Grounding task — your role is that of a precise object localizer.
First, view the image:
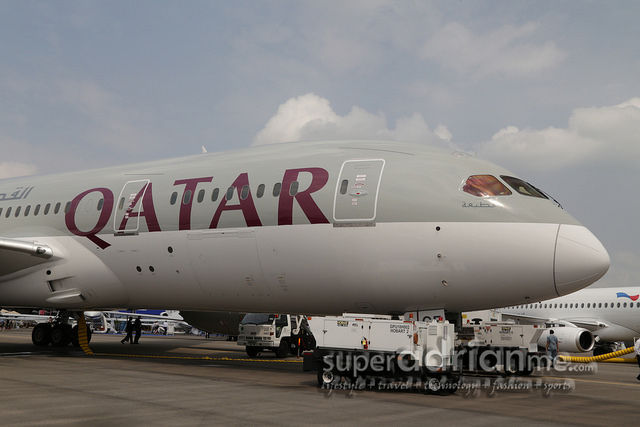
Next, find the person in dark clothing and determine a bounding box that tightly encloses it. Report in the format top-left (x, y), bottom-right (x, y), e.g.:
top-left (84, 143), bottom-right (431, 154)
top-left (121, 317), bottom-right (133, 344)
top-left (133, 316), bottom-right (142, 344)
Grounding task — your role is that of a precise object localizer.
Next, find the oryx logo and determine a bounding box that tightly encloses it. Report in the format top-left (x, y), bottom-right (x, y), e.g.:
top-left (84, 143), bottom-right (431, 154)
top-left (616, 292), bottom-right (639, 301)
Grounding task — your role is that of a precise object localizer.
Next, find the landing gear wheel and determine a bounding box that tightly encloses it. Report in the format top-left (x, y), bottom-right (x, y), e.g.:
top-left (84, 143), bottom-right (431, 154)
top-left (276, 340), bottom-right (289, 358)
top-left (246, 346), bottom-right (260, 357)
top-left (32, 323), bottom-right (52, 346)
top-left (50, 324), bottom-right (72, 347)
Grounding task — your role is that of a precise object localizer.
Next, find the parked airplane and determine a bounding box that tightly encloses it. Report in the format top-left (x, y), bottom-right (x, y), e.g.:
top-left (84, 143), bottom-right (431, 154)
top-left (0, 140), bottom-right (609, 347)
top-left (499, 286), bottom-right (640, 355)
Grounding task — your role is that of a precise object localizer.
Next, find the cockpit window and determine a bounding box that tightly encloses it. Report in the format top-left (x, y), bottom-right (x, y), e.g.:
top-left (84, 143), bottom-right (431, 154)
top-left (500, 176), bottom-right (548, 199)
top-left (462, 175), bottom-right (512, 197)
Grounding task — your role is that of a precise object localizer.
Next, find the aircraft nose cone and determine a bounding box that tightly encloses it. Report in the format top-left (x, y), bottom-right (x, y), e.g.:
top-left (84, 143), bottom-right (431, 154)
top-left (554, 224), bottom-right (610, 294)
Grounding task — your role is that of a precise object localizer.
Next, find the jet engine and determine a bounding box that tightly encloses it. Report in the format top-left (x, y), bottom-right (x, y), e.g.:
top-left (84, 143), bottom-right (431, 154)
top-left (537, 327), bottom-right (595, 353)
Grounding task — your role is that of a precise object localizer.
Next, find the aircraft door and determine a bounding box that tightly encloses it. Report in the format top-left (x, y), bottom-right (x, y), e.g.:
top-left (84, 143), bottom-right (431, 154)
top-left (114, 180), bottom-right (150, 235)
top-left (333, 159), bottom-right (385, 223)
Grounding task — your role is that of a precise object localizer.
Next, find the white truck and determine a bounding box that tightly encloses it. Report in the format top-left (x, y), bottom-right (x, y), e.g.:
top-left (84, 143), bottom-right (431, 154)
top-left (238, 313), bottom-right (311, 358)
top-left (306, 314), bottom-right (460, 395)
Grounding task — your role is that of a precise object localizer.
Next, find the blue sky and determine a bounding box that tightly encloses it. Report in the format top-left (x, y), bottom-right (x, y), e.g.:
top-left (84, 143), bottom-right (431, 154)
top-left (1, 1), bottom-right (639, 288)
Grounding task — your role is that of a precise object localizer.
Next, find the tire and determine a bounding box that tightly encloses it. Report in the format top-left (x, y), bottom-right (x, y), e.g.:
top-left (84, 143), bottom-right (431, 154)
top-left (318, 367), bottom-right (335, 387)
top-left (246, 346), bottom-right (260, 357)
top-left (32, 323), bottom-right (52, 346)
top-left (427, 377), bottom-right (442, 394)
top-left (50, 324), bottom-right (72, 347)
top-left (276, 340), bottom-right (289, 358)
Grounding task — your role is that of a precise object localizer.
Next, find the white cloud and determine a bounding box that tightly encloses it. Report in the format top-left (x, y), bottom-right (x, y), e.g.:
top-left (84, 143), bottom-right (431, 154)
top-left (252, 93), bottom-right (453, 148)
top-left (478, 98), bottom-right (640, 173)
top-left (57, 79), bottom-right (151, 154)
top-left (0, 162), bottom-right (37, 179)
top-left (421, 22), bottom-right (566, 78)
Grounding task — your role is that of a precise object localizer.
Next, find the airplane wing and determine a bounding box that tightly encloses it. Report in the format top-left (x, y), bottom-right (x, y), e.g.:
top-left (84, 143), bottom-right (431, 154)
top-left (0, 237), bottom-right (54, 277)
top-left (101, 311), bottom-right (187, 323)
top-left (501, 312), bottom-right (608, 331)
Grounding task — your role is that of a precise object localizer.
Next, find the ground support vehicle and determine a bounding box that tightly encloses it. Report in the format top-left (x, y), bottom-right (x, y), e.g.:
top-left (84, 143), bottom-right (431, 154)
top-left (238, 313), bottom-right (311, 357)
top-left (458, 322), bottom-right (547, 376)
top-left (306, 314), bottom-right (460, 395)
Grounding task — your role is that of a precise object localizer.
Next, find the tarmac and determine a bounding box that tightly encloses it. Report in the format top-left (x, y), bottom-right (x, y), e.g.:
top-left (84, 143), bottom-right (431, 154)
top-left (0, 327), bottom-right (638, 426)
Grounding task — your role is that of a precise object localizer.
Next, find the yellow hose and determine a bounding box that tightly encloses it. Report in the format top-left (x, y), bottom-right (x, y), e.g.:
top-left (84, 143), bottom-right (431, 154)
top-left (558, 346), bottom-right (635, 363)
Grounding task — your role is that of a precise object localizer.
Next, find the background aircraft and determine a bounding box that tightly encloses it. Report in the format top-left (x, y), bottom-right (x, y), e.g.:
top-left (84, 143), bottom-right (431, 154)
top-left (499, 286), bottom-right (640, 355)
top-left (0, 140), bottom-right (609, 346)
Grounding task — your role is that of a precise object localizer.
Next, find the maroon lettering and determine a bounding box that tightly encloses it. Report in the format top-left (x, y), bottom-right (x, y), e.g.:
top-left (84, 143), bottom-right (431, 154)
top-left (278, 168), bottom-right (329, 225)
top-left (210, 173), bottom-right (262, 228)
top-left (65, 188), bottom-right (114, 249)
top-left (117, 182), bottom-right (161, 233)
top-left (174, 177), bottom-right (213, 230)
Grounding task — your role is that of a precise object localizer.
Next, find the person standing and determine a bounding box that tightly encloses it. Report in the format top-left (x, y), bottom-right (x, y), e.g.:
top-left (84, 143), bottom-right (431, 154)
top-left (121, 317), bottom-right (133, 344)
top-left (133, 316), bottom-right (142, 344)
top-left (634, 338), bottom-right (640, 381)
top-left (546, 329), bottom-right (559, 367)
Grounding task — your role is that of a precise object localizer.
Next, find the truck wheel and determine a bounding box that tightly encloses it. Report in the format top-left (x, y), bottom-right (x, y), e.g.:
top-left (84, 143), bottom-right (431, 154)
top-left (426, 376), bottom-right (442, 394)
top-left (318, 368), bottom-right (335, 387)
top-left (276, 340), bottom-right (289, 358)
top-left (246, 346), bottom-right (260, 357)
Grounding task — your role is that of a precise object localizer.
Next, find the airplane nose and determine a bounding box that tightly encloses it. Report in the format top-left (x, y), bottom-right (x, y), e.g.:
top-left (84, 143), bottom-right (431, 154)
top-left (554, 224), bottom-right (610, 294)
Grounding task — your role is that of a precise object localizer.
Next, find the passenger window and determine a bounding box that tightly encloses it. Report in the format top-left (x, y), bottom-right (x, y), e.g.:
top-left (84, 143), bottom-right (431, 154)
top-left (0, 207), bottom-right (3, 216)
top-left (25, 205), bottom-right (31, 216)
top-left (211, 188), bottom-right (219, 202)
top-left (5, 207), bottom-right (11, 218)
top-left (225, 187), bottom-right (235, 201)
top-left (15, 206), bottom-right (21, 217)
top-left (462, 175), bottom-right (511, 197)
top-left (119, 197), bottom-right (125, 210)
top-left (183, 190), bottom-right (192, 205)
top-left (257, 184), bottom-right (265, 198)
top-left (289, 181), bottom-right (299, 196)
top-left (65, 202), bottom-right (71, 213)
top-left (44, 204), bottom-right (50, 215)
top-left (500, 176), bottom-right (548, 199)
top-left (97, 199), bottom-right (104, 211)
top-left (273, 183), bottom-right (281, 197)
top-left (240, 185), bottom-right (250, 200)
top-left (170, 192), bottom-right (178, 205)
top-left (54, 202), bottom-right (61, 214)
top-left (34, 204), bottom-right (40, 216)
top-left (197, 189), bottom-right (205, 203)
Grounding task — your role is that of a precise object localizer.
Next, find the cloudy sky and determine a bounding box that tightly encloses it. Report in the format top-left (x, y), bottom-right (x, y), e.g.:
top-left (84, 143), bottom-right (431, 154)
top-left (1, 1), bottom-right (639, 288)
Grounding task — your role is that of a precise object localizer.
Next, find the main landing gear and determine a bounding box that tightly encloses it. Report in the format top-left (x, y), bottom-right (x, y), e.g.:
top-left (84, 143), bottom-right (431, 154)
top-left (31, 311), bottom-right (92, 347)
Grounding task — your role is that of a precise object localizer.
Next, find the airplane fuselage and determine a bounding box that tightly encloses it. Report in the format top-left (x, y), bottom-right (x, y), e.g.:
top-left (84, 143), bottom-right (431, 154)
top-left (501, 287), bottom-right (640, 342)
top-left (0, 140), bottom-right (609, 315)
